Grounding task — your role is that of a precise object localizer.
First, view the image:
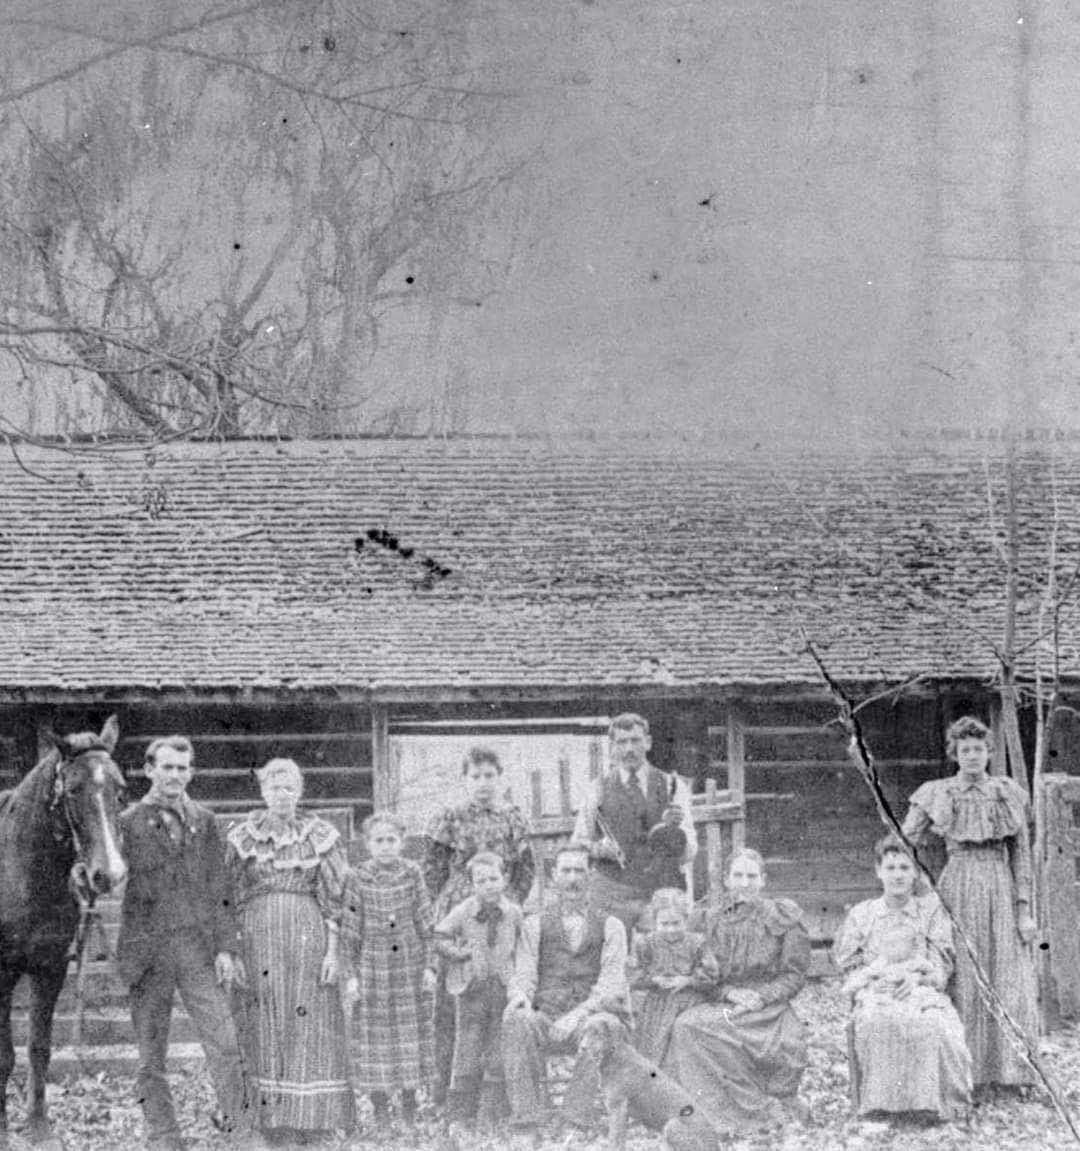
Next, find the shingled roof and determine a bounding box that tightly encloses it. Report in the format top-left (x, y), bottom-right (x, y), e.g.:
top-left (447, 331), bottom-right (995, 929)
top-left (2, 437), bottom-right (1078, 695)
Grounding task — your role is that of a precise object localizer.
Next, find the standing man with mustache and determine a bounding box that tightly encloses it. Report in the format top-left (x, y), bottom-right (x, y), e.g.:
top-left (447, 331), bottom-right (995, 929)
top-left (573, 713), bottom-right (697, 930)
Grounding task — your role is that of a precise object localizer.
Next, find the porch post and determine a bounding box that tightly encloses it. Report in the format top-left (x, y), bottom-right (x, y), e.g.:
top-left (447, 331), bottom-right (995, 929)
top-left (727, 709), bottom-right (746, 855)
top-left (371, 703), bottom-right (398, 812)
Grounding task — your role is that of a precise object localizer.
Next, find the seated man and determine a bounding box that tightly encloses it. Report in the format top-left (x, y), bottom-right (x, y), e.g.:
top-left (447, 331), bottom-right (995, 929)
top-left (501, 843), bottom-right (630, 1146)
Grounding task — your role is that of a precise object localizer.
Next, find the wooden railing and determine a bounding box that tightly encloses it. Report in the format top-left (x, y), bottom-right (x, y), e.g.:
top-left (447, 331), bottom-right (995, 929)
top-left (525, 766), bottom-right (744, 907)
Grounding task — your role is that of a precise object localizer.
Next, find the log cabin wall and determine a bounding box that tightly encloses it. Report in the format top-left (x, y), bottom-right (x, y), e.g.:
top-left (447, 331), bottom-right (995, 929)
top-left (1, 702), bottom-right (375, 838)
top-left (0, 684), bottom-right (1063, 945)
top-left (703, 691), bottom-right (1002, 942)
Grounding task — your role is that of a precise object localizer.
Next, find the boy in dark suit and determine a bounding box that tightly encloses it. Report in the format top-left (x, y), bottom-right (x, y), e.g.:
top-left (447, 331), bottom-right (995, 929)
top-left (117, 735), bottom-right (253, 1150)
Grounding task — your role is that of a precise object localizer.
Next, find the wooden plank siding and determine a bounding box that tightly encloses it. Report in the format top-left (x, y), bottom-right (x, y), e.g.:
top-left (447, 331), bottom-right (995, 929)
top-left (706, 695), bottom-right (950, 943)
top-left (23, 703), bottom-right (375, 827)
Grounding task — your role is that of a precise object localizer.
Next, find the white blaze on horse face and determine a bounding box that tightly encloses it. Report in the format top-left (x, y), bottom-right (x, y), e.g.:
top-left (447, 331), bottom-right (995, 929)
top-left (91, 761), bottom-right (127, 886)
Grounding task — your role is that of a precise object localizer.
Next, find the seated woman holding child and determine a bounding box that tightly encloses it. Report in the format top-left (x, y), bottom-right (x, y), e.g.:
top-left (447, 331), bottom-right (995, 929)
top-left (832, 834), bottom-right (972, 1122)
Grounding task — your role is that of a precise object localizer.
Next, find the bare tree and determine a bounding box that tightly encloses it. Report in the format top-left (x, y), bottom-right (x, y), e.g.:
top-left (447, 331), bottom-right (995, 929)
top-left (0, 0), bottom-right (529, 439)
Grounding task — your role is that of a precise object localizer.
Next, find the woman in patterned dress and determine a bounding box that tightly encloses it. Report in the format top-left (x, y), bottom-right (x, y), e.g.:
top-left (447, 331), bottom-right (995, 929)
top-left (666, 849), bottom-right (810, 1136)
top-left (227, 758), bottom-right (355, 1144)
top-left (423, 747), bottom-right (535, 1103)
top-left (342, 813), bottom-right (437, 1123)
top-left (833, 834), bottom-right (972, 1121)
top-left (901, 715), bottom-right (1038, 1092)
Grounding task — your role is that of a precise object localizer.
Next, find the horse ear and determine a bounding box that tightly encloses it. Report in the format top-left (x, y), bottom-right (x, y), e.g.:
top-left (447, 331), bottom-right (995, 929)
top-left (99, 714), bottom-right (120, 754)
top-left (44, 729), bottom-right (69, 757)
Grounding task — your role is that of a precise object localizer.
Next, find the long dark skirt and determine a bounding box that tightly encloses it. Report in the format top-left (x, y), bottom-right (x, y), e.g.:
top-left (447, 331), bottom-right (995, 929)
top-left (666, 1000), bottom-right (807, 1134)
top-left (634, 986), bottom-right (707, 1065)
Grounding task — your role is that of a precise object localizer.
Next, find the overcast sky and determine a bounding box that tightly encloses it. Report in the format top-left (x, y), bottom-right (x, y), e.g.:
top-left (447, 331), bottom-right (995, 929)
top-left (4, 0), bottom-right (1079, 444)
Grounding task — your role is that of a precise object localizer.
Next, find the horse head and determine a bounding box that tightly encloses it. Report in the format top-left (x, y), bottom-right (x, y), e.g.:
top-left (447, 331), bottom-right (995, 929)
top-left (47, 715), bottom-right (128, 898)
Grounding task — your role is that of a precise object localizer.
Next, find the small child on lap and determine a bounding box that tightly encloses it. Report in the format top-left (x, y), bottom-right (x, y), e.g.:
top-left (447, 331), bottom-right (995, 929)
top-left (845, 921), bottom-right (942, 1012)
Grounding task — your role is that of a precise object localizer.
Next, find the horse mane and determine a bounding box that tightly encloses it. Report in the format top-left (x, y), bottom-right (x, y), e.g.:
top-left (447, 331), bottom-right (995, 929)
top-left (0, 748), bottom-right (62, 831)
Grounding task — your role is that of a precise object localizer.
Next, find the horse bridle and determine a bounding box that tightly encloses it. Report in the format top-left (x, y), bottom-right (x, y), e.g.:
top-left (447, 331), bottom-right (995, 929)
top-left (49, 745), bottom-right (125, 908)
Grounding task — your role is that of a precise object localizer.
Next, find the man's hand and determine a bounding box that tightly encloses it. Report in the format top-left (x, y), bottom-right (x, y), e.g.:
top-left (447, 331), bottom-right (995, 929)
top-left (653, 974), bottom-right (691, 992)
top-left (1017, 912), bottom-right (1037, 945)
top-left (891, 971), bottom-right (918, 1001)
top-left (342, 976), bottom-right (360, 1016)
top-left (550, 1008), bottom-right (583, 1043)
top-left (504, 994), bottom-right (531, 1018)
top-left (660, 804), bottom-right (684, 826)
top-left (320, 950), bottom-right (339, 986)
top-left (726, 987), bottom-right (764, 1014)
top-left (589, 838), bottom-right (623, 863)
top-left (214, 952), bottom-right (241, 988)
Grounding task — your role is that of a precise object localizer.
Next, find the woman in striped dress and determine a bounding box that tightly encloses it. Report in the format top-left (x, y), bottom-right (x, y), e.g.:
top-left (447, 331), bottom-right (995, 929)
top-left (227, 758), bottom-right (355, 1143)
top-left (342, 813), bottom-right (437, 1123)
top-left (902, 716), bottom-right (1038, 1092)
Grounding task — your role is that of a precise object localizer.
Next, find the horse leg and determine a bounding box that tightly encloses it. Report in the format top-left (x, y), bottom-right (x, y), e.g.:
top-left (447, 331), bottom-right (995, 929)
top-left (0, 968), bottom-right (18, 1141)
top-left (25, 964), bottom-right (65, 1142)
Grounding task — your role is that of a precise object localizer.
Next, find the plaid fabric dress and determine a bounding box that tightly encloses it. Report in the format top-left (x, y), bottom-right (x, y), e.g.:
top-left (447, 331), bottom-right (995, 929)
top-left (342, 858), bottom-right (436, 1092)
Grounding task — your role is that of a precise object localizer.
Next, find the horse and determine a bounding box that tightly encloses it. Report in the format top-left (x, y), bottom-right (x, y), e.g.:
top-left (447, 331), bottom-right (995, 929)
top-left (0, 715), bottom-right (127, 1142)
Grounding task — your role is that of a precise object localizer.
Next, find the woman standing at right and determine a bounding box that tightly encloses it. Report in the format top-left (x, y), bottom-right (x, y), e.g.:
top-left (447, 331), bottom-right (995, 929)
top-left (902, 715), bottom-right (1038, 1092)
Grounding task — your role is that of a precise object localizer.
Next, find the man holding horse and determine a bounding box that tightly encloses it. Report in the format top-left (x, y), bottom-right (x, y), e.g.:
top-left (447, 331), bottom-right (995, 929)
top-left (117, 735), bottom-right (254, 1150)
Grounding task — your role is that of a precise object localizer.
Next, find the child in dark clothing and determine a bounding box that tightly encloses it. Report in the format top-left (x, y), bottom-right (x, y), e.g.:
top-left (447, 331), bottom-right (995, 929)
top-left (432, 851), bottom-right (523, 1129)
top-left (629, 888), bottom-right (717, 1064)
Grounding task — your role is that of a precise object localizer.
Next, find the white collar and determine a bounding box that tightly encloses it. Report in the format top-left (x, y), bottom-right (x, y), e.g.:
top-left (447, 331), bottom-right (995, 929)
top-left (615, 763), bottom-right (649, 793)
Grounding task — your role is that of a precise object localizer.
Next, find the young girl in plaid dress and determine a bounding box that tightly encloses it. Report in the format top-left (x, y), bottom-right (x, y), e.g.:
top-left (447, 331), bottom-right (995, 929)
top-left (342, 814), bottom-right (436, 1123)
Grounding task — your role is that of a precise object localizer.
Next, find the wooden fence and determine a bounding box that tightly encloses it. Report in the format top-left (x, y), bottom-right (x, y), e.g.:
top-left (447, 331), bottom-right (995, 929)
top-left (526, 762), bottom-right (745, 907)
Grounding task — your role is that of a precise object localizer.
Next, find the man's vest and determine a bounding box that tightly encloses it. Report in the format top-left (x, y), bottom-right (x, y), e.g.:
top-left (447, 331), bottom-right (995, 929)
top-left (534, 905), bottom-right (608, 1017)
top-left (595, 767), bottom-right (672, 892)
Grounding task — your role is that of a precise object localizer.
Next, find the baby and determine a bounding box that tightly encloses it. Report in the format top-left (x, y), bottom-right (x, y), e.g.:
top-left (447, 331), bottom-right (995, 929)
top-left (847, 921), bottom-right (942, 1011)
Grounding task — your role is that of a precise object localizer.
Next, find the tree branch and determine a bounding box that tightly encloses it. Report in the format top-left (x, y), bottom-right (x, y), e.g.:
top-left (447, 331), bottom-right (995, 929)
top-left (0, 1), bottom-right (282, 106)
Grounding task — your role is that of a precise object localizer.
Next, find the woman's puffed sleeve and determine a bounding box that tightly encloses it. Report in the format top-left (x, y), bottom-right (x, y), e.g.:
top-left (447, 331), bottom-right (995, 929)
top-left (832, 902), bottom-right (869, 973)
top-left (752, 900), bottom-right (810, 1005)
top-left (922, 897), bottom-right (954, 990)
top-left (1002, 781), bottom-right (1033, 908)
top-left (833, 902), bottom-right (873, 998)
top-left (315, 836), bottom-right (349, 924)
top-left (412, 863), bottom-right (436, 971)
top-left (339, 872), bottom-right (363, 981)
top-left (901, 787), bottom-right (934, 845)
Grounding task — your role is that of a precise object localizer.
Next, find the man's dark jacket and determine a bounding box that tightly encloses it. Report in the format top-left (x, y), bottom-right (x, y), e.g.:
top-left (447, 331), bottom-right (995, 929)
top-left (116, 799), bottom-right (240, 986)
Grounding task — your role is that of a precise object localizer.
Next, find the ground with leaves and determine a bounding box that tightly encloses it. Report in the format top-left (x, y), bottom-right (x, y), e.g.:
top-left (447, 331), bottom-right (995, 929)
top-left (9, 980), bottom-right (1080, 1150)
